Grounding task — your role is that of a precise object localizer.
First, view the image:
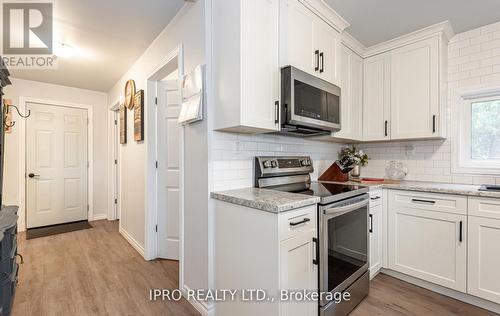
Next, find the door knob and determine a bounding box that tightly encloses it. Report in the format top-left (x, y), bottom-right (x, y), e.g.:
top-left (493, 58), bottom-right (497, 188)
top-left (28, 173), bottom-right (40, 178)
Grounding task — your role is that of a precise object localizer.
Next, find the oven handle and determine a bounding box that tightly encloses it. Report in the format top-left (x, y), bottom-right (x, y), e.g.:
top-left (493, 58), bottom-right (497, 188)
top-left (323, 199), bottom-right (369, 217)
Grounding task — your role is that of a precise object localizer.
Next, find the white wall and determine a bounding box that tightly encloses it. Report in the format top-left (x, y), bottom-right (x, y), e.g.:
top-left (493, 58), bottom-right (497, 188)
top-left (2, 78), bottom-right (108, 229)
top-left (106, 0), bottom-right (208, 295)
top-left (360, 21), bottom-right (500, 185)
top-left (212, 131), bottom-right (344, 191)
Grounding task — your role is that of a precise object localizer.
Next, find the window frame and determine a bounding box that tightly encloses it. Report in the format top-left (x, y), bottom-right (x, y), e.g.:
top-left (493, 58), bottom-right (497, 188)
top-left (452, 86), bottom-right (500, 175)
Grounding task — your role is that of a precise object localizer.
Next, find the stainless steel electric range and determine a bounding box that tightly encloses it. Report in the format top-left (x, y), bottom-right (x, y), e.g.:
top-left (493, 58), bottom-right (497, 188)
top-left (255, 156), bottom-right (370, 316)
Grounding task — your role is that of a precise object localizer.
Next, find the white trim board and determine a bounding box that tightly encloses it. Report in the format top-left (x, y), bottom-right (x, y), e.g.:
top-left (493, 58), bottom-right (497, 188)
top-left (91, 214), bottom-right (108, 221)
top-left (182, 285), bottom-right (214, 316)
top-left (119, 226), bottom-right (145, 257)
top-left (17, 97), bottom-right (94, 232)
top-left (107, 98), bottom-right (121, 221)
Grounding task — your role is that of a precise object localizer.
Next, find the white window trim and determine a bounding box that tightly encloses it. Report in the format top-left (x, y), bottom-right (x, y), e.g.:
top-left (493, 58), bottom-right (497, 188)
top-left (452, 85), bottom-right (500, 175)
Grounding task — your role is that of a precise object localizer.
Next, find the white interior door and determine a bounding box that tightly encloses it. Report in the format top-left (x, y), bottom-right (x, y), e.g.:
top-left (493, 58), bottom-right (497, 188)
top-left (157, 79), bottom-right (181, 260)
top-left (26, 102), bottom-right (88, 228)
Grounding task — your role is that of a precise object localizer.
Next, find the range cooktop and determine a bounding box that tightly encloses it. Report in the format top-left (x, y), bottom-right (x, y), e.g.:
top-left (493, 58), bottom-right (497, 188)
top-left (269, 181), bottom-right (369, 205)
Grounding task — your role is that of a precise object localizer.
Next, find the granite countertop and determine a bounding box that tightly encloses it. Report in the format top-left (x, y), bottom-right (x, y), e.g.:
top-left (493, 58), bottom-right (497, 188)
top-left (211, 188), bottom-right (320, 213)
top-left (332, 180), bottom-right (500, 198)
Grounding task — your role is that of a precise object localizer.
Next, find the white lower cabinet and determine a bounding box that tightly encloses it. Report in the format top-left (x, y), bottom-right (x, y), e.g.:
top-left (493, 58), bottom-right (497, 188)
top-left (468, 216), bottom-right (500, 304)
top-left (369, 204), bottom-right (383, 278)
top-left (388, 191), bottom-right (467, 292)
top-left (280, 229), bottom-right (318, 316)
top-left (214, 201), bottom-right (318, 316)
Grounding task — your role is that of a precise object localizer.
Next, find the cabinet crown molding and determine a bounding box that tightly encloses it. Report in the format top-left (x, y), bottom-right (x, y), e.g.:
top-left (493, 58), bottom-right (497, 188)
top-left (364, 20), bottom-right (455, 58)
top-left (300, 0), bottom-right (350, 32)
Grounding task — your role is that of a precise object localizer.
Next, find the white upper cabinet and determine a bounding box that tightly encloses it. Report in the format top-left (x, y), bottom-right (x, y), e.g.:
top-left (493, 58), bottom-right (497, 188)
top-left (281, 0), bottom-right (345, 86)
top-left (363, 52), bottom-right (391, 141)
top-left (362, 34), bottom-right (448, 141)
top-left (313, 19), bottom-right (341, 85)
top-left (213, 0), bottom-right (280, 133)
top-left (390, 36), bottom-right (440, 139)
top-left (334, 44), bottom-right (363, 140)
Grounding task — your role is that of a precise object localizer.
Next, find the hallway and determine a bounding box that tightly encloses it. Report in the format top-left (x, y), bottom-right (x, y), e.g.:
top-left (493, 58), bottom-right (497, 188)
top-left (11, 221), bottom-right (199, 316)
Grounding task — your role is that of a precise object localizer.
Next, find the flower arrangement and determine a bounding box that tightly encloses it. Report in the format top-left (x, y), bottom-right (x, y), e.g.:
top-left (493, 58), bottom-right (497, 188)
top-left (339, 145), bottom-right (369, 166)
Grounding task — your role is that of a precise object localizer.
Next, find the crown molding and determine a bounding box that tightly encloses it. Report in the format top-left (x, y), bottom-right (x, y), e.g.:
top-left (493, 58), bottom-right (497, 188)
top-left (364, 20), bottom-right (455, 57)
top-left (300, 0), bottom-right (350, 32)
top-left (341, 31), bottom-right (367, 57)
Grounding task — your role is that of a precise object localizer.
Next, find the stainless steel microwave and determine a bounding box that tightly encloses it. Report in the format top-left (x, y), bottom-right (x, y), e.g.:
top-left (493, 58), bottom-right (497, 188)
top-left (280, 66), bottom-right (341, 136)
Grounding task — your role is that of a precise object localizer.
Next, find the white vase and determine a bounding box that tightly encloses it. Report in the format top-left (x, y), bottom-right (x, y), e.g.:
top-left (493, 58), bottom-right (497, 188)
top-left (351, 165), bottom-right (361, 178)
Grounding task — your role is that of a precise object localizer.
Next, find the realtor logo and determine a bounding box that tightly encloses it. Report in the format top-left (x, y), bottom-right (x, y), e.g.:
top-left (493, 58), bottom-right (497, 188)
top-left (2, 2), bottom-right (53, 54)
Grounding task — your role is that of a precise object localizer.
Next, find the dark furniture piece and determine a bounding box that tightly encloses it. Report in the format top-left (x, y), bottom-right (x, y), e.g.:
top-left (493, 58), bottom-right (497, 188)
top-left (0, 206), bottom-right (18, 316)
top-left (0, 58), bottom-right (16, 316)
top-left (0, 58), bottom-right (11, 207)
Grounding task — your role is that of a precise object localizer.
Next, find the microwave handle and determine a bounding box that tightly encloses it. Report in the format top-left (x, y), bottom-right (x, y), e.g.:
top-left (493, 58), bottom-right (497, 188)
top-left (274, 101), bottom-right (279, 124)
top-left (315, 50), bottom-right (320, 71)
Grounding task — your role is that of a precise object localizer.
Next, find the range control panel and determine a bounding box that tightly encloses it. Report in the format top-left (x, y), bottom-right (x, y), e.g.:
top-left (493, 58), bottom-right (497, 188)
top-left (255, 156), bottom-right (313, 177)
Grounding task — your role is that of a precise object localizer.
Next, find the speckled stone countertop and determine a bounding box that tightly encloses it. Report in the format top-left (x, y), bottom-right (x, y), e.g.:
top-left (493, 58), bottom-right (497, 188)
top-left (328, 180), bottom-right (500, 198)
top-left (211, 188), bottom-right (320, 213)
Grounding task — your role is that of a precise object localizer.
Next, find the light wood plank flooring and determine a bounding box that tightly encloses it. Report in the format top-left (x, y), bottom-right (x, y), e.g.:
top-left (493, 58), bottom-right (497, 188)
top-left (12, 220), bottom-right (199, 316)
top-left (352, 274), bottom-right (497, 316)
top-left (12, 220), bottom-right (497, 316)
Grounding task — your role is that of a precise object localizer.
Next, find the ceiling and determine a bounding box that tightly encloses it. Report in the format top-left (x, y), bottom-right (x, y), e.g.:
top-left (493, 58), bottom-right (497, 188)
top-left (325, 0), bottom-right (500, 47)
top-left (10, 0), bottom-right (185, 92)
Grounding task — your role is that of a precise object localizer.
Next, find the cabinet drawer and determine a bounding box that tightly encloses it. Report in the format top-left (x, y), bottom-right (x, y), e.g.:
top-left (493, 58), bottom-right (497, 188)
top-left (279, 205), bottom-right (316, 241)
top-left (369, 190), bottom-right (383, 207)
top-left (469, 197), bottom-right (500, 220)
top-left (389, 190), bottom-right (467, 215)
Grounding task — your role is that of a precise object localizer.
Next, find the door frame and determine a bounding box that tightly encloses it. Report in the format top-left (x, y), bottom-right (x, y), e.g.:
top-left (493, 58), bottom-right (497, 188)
top-left (18, 97), bottom-right (93, 231)
top-left (108, 99), bottom-right (121, 221)
top-left (144, 44), bottom-right (185, 283)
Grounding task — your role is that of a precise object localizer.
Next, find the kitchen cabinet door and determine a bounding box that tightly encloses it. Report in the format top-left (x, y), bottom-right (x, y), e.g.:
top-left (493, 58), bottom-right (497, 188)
top-left (283, 0), bottom-right (316, 76)
top-left (213, 0), bottom-right (280, 133)
top-left (468, 216), bottom-right (500, 304)
top-left (388, 203), bottom-right (466, 292)
top-left (390, 36), bottom-right (440, 139)
top-left (280, 229), bottom-right (318, 316)
top-left (313, 18), bottom-right (341, 86)
top-left (363, 52), bottom-right (391, 141)
top-left (335, 44), bottom-right (363, 140)
top-left (369, 204), bottom-right (383, 278)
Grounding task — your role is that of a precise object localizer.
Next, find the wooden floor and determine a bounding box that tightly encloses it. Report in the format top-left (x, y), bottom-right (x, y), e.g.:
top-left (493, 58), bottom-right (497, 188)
top-left (12, 220), bottom-right (497, 316)
top-left (12, 220), bottom-right (199, 316)
top-left (352, 274), bottom-right (497, 316)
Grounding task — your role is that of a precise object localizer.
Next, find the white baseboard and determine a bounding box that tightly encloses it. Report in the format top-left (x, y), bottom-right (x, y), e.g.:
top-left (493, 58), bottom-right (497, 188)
top-left (181, 284), bottom-right (214, 316)
top-left (381, 269), bottom-right (500, 314)
top-left (119, 226), bottom-right (145, 258)
top-left (91, 213), bottom-right (108, 221)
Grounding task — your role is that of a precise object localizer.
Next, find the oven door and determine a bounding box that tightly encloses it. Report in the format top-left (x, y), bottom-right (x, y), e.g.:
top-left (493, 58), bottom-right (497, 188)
top-left (282, 66), bottom-right (341, 132)
top-left (319, 194), bottom-right (369, 308)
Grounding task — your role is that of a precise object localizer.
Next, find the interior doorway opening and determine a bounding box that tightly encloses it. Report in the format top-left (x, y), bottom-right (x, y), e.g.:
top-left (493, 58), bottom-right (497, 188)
top-left (145, 44), bottom-right (185, 289)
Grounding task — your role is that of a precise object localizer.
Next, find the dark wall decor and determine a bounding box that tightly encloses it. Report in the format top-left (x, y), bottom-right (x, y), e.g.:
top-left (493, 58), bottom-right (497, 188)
top-left (133, 89), bottom-right (144, 141)
top-left (119, 103), bottom-right (127, 144)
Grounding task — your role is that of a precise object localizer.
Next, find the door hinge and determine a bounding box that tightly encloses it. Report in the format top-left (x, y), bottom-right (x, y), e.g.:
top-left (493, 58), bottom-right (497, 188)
top-left (114, 198), bottom-right (117, 204)
top-left (87, 161), bottom-right (90, 168)
top-left (114, 159), bottom-right (118, 165)
top-left (155, 97), bottom-right (158, 105)
top-left (155, 161), bottom-right (158, 169)
top-left (87, 204), bottom-right (89, 212)
top-left (114, 119), bottom-right (117, 125)
top-left (155, 225), bottom-right (158, 232)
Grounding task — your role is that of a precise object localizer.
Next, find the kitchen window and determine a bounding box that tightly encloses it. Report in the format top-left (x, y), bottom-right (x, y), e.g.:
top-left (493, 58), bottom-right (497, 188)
top-left (453, 89), bottom-right (500, 175)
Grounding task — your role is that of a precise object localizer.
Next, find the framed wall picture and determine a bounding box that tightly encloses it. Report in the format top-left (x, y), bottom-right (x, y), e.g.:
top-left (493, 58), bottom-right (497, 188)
top-left (124, 79), bottom-right (136, 110)
top-left (119, 103), bottom-right (127, 144)
top-left (134, 89), bottom-right (144, 141)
